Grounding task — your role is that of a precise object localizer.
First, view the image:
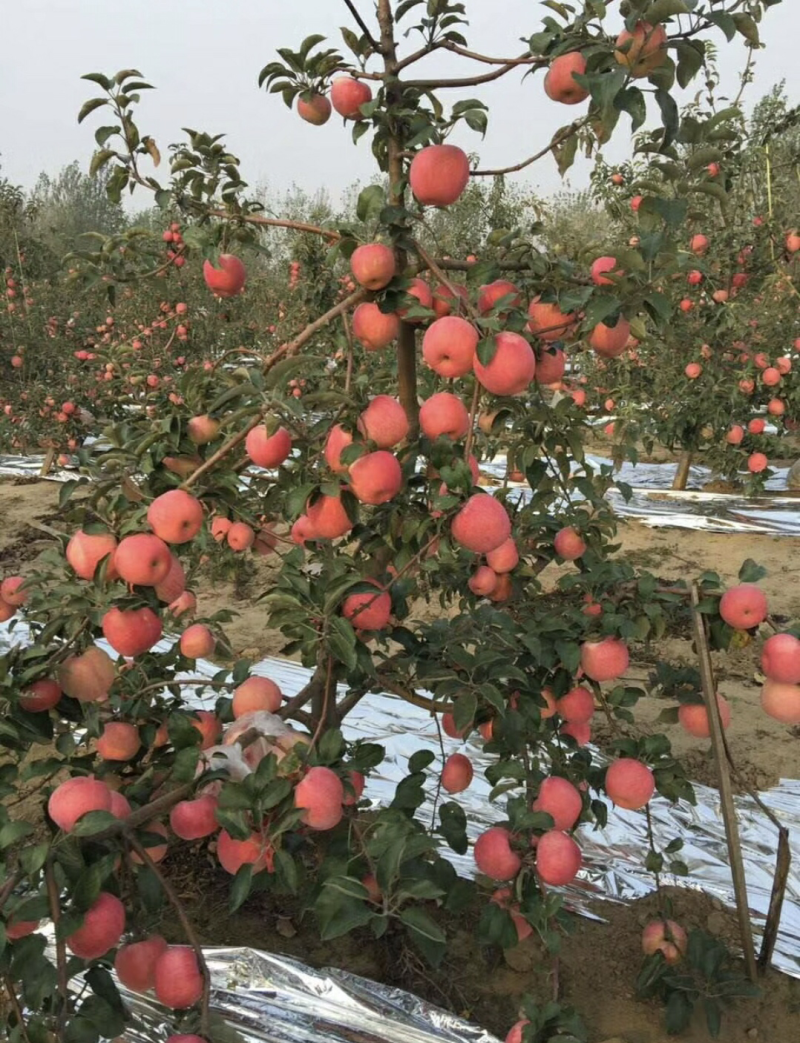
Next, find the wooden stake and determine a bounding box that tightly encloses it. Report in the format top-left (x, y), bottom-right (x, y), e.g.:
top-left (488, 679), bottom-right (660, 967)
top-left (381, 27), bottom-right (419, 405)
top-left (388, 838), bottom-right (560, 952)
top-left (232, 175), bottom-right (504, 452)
top-left (690, 583), bottom-right (758, 981)
top-left (40, 447), bottom-right (55, 477)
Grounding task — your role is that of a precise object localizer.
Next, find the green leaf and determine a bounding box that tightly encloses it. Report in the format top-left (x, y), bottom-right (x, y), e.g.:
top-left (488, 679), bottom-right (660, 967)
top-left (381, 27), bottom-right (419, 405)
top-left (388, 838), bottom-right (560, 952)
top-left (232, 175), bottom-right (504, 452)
top-left (645, 0), bottom-right (689, 21)
top-left (78, 98), bottom-right (108, 124)
top-left (399, 906), bottom-right (446, 944)
top-left (81, 72), bottom-right (112, 89)
top-left (738, 559), bottom-right (767, 583)
top-left (70, 811), bottom-right (119, 837)
top-left (707, 11), bottom-right (736, 41)
top-left (0, 821), bottom-right (34, 849)
top-left (229, 864), bottom-right (253, 912)
top-left (356, 184), bottom-right (387, 224)
top-left (732, 13), bottom-right (759, 46)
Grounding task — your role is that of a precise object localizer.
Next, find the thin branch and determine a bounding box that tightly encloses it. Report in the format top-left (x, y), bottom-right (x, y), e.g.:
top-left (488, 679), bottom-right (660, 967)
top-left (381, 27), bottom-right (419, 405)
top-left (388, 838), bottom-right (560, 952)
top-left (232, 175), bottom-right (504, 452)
top-left (0, 870), bottom-right (24, 913)
top-left (471, 119), bottom-right (588, 177)
top-left (376, 674), bottom-right (453, 714)
top-left (263, 287), bottom-right (368, 376)
top-left (206, 208), bottom-right (341, 241)
top-left (181, 413), bottom-right (264, 490)
top-left (278, 666), bottom-right (325, 721)
top-left (3, 976), bottom-right (31, 1043)
top-left (127, 835), bottom-right (211, 1037)
top-left (404, 53), bottom-right (543, 90)
top-left (343, 0), bottom-right (380, 51)
top-left (45, 860), bottom-right (68, 1038)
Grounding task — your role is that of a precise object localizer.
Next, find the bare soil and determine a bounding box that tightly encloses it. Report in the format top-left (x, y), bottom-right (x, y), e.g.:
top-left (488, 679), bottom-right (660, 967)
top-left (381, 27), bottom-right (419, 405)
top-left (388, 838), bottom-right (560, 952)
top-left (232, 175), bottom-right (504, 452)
top-left (2, 475), bottom-right (799, 1042)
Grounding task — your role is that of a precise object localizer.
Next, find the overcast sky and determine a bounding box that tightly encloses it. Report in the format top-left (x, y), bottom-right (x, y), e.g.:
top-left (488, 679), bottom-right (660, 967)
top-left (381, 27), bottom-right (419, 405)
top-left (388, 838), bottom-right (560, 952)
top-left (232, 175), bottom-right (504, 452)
top-left (1, 2), bottom-right (798, 207)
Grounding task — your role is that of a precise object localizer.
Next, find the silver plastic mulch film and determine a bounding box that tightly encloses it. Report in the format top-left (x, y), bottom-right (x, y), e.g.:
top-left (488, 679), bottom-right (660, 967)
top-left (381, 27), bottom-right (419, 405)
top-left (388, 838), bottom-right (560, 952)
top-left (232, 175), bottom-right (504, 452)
top-left (99, 947), bottom-right (502, 1042)
top-left (4, 450), bottom-right (800, 535)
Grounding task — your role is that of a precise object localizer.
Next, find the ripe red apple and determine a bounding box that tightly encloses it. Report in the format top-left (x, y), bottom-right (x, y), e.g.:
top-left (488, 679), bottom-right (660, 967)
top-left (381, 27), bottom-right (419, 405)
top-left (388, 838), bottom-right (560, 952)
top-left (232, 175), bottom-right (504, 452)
top-left (357, 395), bottom-right (410, 448)
top-left (97, 722), bottom-right (141, 761)
top-left (678, 695), bottom-right (731, 738)
top-left (245, 425), bottom-right (292, 468)
top-left (685, 362), bottom-right (702, 379)
top-left (147, 489), bottom-right (204, 544)
top-left (473, 332), bottom-right (536, 396)
top-left (66, 530), bottom-right (118, 581)
top-left (102, 606), bottom-right (163, 657)
top-left (532, 776), bottom-right (582, 831)
top-left (544, 51), bottom-right (589, 104)
top-left (486, 537), bottom-right (519, 574)
top-left (477, 279), bottom-right (521, 316)
top-left (232, 675), bottom-right (282, 716)
top-left (451, 494), bottom-right (511, 553)
top-left (66, 892), bottom-right (125, 960)
top-left (761, 633), bottom-right (800, 684)
top-left (535, 346), bottom-right (566, 384)
top-left (422, 316), bottom-right (478, 378)
top-left (114, 934), bottom-right (168, 991)
top-left (297, 92), bottom-right (331, 125)
top-left (295, 766), bottom-right (345, 830)
top-left (419, 391), bottom-right (470, 440)
top-left (761, 681), bottom-right (800, 724)
top-left (409, 144), bottom-right (470, 207)
top-left (642, 920), bottom-right (687, 964)
top-left (536, 829), bottom-right (582, 885)
top-left (719, 584), bottom-right (768, 629)
top-left (441, 752), bottom-right (474, 794)
top-left (556, 686), bottom-right (594, 724)
top-left (350, 243), bottom-right (396, 290)
top-left (170, 795), bottom-right (219, 840)
top-left (216, 829), bottom-right (274, 874)
top-left (330, 76), bottom-right (372, 119)
top-left (614, 21), bottom-right (667, 77)
top-left (349, 450), bottom-right (403, 505)
top-left (605, 758), bottom-right (654, 810)
top-left (187, 414), bottom-right (220, 445)
top-left (527, 297), bottom-right (575, 341)
top-left (468, 565), bottom-right (498, 596)
top-left (19, 677), bottom-right (61, 712)
top-left (58, 646), bottom-right (116, 703)
top-left (352, 302), bottom-right (400, 351)
top-left (554, 527), bottom-right (586, 560)
top-left (153, 946), bottom-right (204, 1008)
top-left (726, 425), bottom-right (744, 445)
top-left (324, 424), bottom-right (355, 472)
top-left (590, 317), bottom-right (631, 358)
top-left (343, 579), bottom-right (391, 630)
top-left (306, 493), bottom-right (353, 539)
top-left (114, 533), bottom-right (171, 586)
top-left (227, 521), bottom-right (255, 551)
top-left (690, 234), bottom-right (709, 256)
top-left (591, 255), bottom-right (621, 286)
top-left (179, 623), bottom-right (215, 659)
top-left (202, 254), bottom-right (246, 298)
top-left (473, 827), bottom-right (521, 880)
top-left (580, 637), bottom-right (629, 682)
top-left (48, 776), bottom-right (112, 832)
top-left (748, 452), bottom-right (768, 474)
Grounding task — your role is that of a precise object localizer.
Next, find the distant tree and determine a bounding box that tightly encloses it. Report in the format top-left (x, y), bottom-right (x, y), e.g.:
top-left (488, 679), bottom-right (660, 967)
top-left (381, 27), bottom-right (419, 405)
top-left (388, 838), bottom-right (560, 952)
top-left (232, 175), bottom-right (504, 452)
top-left (29, 160), bottom-right (127, 256)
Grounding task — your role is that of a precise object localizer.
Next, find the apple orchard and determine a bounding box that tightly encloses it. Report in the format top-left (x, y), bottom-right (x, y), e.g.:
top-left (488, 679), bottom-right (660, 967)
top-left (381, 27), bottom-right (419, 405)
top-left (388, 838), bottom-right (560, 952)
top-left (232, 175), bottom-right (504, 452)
top-left (1, 3), bottom-right (799, 1042)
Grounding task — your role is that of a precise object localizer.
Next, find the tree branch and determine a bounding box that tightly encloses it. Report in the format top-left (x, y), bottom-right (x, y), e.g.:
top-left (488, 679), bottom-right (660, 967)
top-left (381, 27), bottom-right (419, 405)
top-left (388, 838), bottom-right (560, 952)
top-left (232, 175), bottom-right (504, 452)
top-left (181, 413), bottom-right (264, 490)
top-left (264, 287), bottom-right (368, 375)
top-left (127, 835), bottom-right (211, 1037)
top-left (404, 52), bottom-right (543, 90)
top-left (206, 208), bottom-right (340, 241)
top-left (45, 860), bottom-right (68, 1039)
top-left (471, 119), bottom-right (588, 177)
top-left (343, 0), bottom-right (380, 52)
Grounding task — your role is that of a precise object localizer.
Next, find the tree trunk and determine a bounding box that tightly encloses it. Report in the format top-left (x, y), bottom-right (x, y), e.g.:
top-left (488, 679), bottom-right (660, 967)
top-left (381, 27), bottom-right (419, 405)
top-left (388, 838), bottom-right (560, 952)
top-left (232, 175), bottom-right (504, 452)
top-left (377, 0), bottom-right (419, 438)
top-left (672, 451), bottom-right (693, 491)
